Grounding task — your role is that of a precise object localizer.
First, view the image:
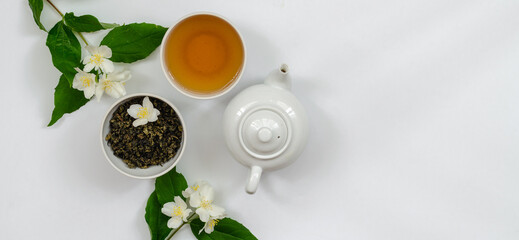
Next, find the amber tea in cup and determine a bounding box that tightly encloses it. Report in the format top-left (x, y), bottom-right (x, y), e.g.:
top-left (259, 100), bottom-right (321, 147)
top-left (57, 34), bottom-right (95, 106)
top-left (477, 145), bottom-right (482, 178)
top-left (161, 13), bottom-right (246, 99)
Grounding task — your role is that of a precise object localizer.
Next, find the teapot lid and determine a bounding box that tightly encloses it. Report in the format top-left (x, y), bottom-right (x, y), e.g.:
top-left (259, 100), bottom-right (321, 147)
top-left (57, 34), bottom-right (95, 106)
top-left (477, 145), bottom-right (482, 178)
top-left (239, 107), bottom-right (291, 159)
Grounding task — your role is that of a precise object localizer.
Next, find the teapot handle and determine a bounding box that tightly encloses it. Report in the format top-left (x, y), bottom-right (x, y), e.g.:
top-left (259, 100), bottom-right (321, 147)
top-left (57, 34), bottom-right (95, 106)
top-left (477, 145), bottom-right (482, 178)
top-left (245, 166), bottom-right (263, 194)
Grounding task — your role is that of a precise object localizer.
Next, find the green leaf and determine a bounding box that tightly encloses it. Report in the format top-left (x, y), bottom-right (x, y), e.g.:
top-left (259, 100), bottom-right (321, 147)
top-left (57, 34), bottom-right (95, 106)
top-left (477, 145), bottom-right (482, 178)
top-left (145, 191), bottom-right (173, 240)
top-left (100, 22), bottom-right (120, 29)
top-left (46, 21), bottom-right (82, 85)
top-left (28, 0), bottom-right (46, 31)
top-left (48, 75), bottom-right (90, 126)
top-left (64, 12), bottom-right (119, 32)
top-left (155, 167), bottom-right (188, 205)
top-left (190, 218), bottom-right (258, 240)
top-left (100, 23), bottom-right (168, 63)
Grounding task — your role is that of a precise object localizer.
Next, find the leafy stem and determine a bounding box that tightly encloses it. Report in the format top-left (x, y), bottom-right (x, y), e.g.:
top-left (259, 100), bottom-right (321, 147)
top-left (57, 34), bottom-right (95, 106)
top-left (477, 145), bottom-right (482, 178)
top-left (45, 0), bottom-right (89, 45)
top-left (45, 0), bottom-right (62, 16)
top-left (165, 213), bottom-right (199, 240)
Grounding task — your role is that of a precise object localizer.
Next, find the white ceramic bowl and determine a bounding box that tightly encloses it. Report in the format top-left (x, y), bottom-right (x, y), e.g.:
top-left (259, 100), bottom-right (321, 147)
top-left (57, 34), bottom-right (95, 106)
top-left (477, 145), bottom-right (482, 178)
top-left (160, 12), bottom-right (247, 99)
top-left (100, 93), bottom-right (186, 179)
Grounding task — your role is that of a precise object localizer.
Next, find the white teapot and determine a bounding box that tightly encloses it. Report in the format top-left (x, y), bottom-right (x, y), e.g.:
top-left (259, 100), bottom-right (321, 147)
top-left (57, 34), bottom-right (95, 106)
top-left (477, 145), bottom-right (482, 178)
top-left (223, 64), bottom-right (309, 194)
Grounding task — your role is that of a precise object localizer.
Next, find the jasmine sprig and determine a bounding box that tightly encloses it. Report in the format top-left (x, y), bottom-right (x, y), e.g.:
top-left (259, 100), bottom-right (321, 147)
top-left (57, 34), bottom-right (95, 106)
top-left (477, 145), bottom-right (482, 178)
top-left (28, 0), bottom-right (167, 126)
top-left (146, 168), bottom-right (257, 240)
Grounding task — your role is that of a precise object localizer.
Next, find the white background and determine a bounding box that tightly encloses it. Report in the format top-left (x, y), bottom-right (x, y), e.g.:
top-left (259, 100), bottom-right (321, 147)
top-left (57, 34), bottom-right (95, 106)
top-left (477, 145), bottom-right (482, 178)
top-left (1, 0), bottom-right (519, 239)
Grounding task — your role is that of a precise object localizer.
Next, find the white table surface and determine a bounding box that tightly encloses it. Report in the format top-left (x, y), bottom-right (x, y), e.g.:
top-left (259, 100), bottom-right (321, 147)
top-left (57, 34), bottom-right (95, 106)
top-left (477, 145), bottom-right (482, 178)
top-left (2, 0), bottom-right (519, 239)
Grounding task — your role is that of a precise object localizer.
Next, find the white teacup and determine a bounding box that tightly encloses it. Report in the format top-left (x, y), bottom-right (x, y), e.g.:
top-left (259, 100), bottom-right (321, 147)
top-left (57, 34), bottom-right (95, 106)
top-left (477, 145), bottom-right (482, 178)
top-left (160, 12), bottom-right (247, 99)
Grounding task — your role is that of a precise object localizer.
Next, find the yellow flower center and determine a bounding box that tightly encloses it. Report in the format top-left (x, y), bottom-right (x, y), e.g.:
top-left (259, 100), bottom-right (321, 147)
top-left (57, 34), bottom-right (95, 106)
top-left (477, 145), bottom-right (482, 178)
top-left (102, 80), bottom-right (113, 90)
top-left (192, 185), bottom-right (199, 191)
top-left (200, 199), bottom-right (212, 209)
top-left (172, 206), bottom-right (183, 217)
top-left (91, 54), bottom-right (104, 65)
top-left (137, 107), bottom-right (149, 119)
top-left (80, 76), bottom-right (91, 87)
top-left (208, 219), bottom-right (219, 228)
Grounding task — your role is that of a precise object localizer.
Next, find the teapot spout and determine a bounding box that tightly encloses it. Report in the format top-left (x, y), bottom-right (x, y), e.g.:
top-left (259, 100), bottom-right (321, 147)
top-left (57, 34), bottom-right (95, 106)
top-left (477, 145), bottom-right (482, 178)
top-left (264, 64), bottom-right (291, 90)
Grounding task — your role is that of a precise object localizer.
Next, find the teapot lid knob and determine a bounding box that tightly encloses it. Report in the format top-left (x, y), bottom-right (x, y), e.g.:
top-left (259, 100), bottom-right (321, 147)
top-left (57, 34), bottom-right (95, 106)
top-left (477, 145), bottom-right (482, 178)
top-left (257, 128), bottom-right (273, 142)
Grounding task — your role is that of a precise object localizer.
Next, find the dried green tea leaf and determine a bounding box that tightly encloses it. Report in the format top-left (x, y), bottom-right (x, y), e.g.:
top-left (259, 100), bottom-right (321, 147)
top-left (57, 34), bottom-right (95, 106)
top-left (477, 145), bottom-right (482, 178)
top-left (46, 21), bottom-right (81, 85)
top-left (28, 0), bottom-right (46, 31)
top-left (64, 12), bottom-right (119, 32)
top-left (100, 23), bottom-right (167, 63)
top-left (48, 75), bottom-right (90, 126)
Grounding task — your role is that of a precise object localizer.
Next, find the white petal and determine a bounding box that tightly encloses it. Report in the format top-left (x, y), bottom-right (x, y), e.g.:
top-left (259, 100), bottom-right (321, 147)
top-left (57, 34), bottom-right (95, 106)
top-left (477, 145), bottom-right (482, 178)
top-left (95, 84), bottom-right (104, 102)
top-left (111, 71), bottom-right (131, 82)
top-left (105, 82), bottom-right (125, 99)
top-left (85, 45), bottom-right (97, 54)
top-left (182, 189), bottom-right (192, 198)
top-left (163, 202), bottom-right (176, 208)
top-left (117, 83), bottom-right (127, 96)
top-left (185, 181), bottom-right (208, 198)
top-left (204, 224), bottom-right (215, 234)
top-left (199, 185), bottom-right (215, 202)
top-left (98, 45), bottom-right (112, 58)
top-left (208, 204), bottom-right (225, 218)
top-left (101, 59), bottom-right (114, 73)
top-left (174, 196), bottom-right (187, 209)
top-left (74, 67), bottom-right (82, 73)
top-left (167, 217), bottom-right (182, 229)
top-left (161, 203), bottom-right (174, 216)
top-left (148, 110), bottom-right (159, 122)
top-left (196, 208), bottom-right (210, 222)
top-left (127, 104), bottom-right (142, 119)
top-left (72, 75), bottom-right (82, 90)
top-left (82, 55), bottom-right (91, 65)
top-left (196, 181), bottom-right (210, 189)
top-left (133, 118), bottom-right (148, 127)
top-left (105, 86), bottom-right (120, 98)
top-left (83, 63), bottom-right (95, 72)
top-left (189, 192), bottom-right (201, 208)
top-left (142, 97), bottom-right (153, 109)
top-left (87, 73), bottom-right (96, 79)
top-left (182, 209), bottom-right (192, 221)
top-left (84, 86), bottom-right (95, 99)
top-left (123, 71), bottom-right (132, 81)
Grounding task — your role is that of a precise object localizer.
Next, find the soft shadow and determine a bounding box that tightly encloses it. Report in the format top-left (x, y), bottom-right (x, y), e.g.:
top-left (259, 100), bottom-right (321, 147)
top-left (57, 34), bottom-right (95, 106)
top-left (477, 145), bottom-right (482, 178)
top-left (262, 75), bottom-right (343, 198)
top-left (23, 41), bottom-right (58, 127)
top-left (22, 0), bottom-right (62, 127)
top-left (186, 101), bottom-right (228, 166)
top-left (49, 102), bottom-right (148, 194)
top-left (20, 0), bottom-right (43, 36)
top-left (238, 26), bottom-right (281, 78)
